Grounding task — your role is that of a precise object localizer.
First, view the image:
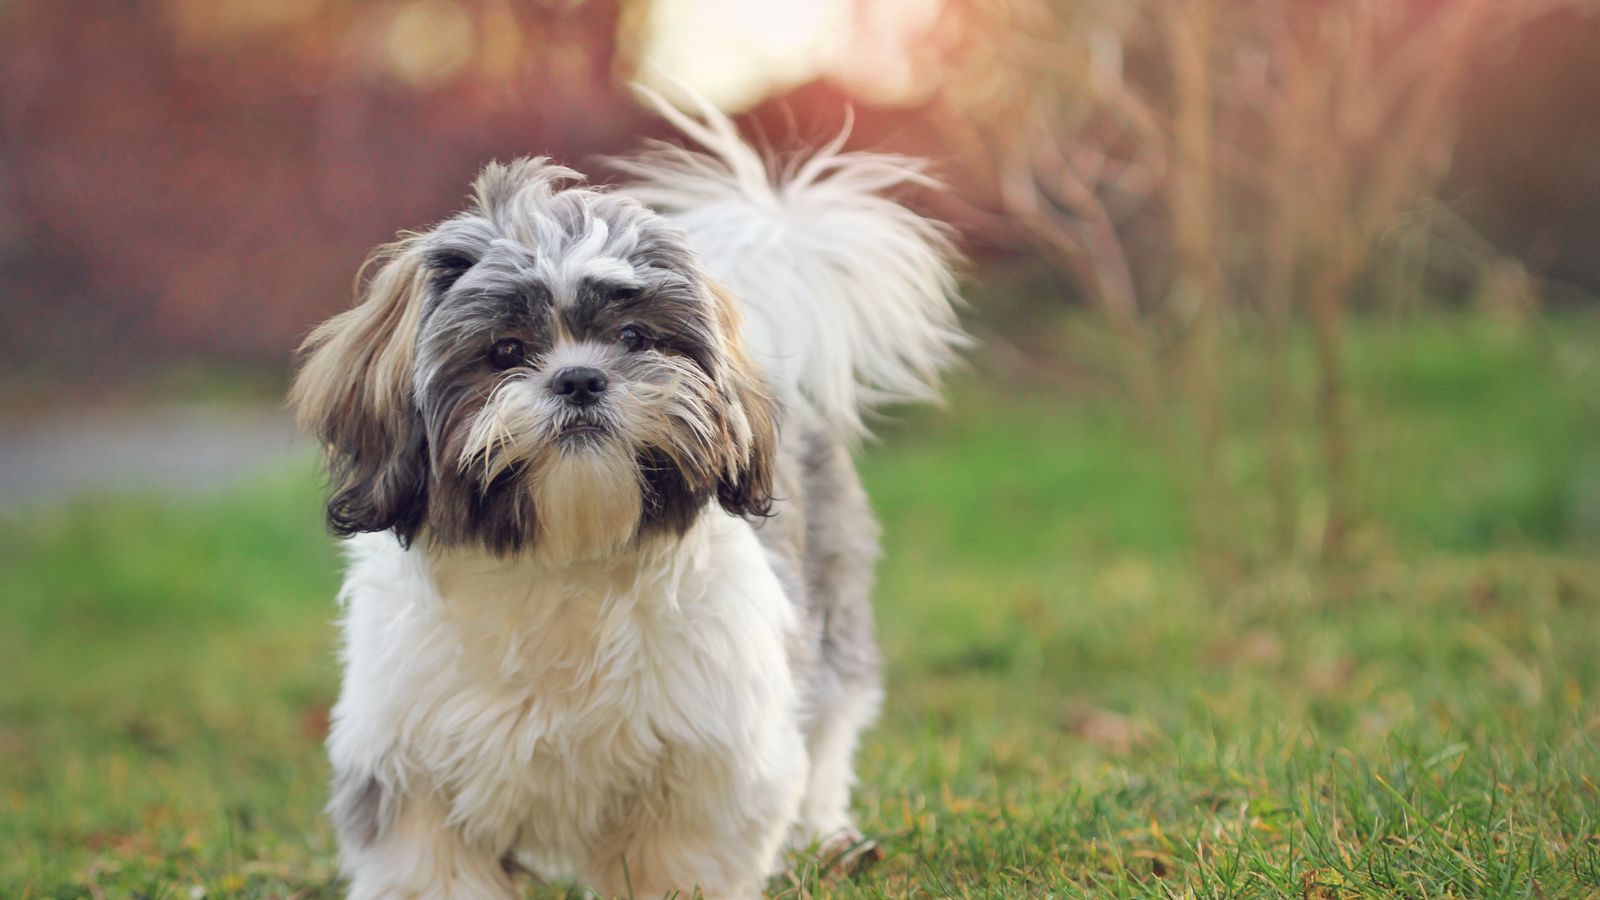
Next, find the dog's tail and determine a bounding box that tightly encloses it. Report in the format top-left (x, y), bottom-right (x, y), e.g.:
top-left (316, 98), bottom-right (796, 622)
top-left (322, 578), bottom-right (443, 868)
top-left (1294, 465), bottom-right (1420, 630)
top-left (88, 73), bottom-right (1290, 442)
top-left (612, 88), bottom-right (966, 440)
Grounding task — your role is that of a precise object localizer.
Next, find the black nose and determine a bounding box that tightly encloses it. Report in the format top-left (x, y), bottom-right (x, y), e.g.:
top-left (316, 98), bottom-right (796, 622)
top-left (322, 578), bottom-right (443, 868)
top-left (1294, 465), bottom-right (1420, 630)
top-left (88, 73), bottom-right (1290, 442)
top-left (550, 366), bottom-right (609, 406)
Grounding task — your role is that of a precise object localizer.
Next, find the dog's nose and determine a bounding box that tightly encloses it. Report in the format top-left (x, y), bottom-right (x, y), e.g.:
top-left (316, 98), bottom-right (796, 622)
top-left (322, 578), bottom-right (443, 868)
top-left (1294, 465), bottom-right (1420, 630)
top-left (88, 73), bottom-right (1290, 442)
top-left (550, 366), bottom-right (609, 406)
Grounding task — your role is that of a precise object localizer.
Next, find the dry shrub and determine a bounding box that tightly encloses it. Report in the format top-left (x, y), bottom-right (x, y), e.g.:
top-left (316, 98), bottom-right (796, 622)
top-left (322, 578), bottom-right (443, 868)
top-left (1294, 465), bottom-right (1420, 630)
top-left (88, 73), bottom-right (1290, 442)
top-left (930, 0), bottom-right (1588, 565)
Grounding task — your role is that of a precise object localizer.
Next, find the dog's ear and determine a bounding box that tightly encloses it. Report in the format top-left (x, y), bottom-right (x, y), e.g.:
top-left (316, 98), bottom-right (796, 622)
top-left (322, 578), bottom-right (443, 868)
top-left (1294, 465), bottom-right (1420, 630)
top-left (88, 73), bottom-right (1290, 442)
top-left (289, 241), bottom-right (431, 543)
top-left (709, 283), bottom-right (779, 518)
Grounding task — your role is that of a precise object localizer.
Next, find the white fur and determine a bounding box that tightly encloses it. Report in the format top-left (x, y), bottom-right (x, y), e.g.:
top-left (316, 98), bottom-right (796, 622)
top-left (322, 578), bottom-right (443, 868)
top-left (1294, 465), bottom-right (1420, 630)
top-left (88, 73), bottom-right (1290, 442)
top-left (324, 94), bottom-right (965, 897)
top-left (331, 513), bottom-right (807, 898)
top-left (614, 87), bottom-right (967, 440)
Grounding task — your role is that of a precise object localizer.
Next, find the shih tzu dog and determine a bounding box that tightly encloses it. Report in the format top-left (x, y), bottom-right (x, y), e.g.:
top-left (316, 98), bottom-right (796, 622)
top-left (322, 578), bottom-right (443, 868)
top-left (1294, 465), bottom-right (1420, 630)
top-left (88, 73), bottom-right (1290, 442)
top-left (290, 91), bottom-right (964, 898)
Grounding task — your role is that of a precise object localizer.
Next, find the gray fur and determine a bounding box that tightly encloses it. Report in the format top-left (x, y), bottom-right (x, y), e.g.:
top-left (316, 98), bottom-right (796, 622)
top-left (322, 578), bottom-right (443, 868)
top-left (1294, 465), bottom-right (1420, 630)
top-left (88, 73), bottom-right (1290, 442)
top-left (328, 768), bottom-right (392, 850)
top-left (755, 408), bottom-right (883, 731)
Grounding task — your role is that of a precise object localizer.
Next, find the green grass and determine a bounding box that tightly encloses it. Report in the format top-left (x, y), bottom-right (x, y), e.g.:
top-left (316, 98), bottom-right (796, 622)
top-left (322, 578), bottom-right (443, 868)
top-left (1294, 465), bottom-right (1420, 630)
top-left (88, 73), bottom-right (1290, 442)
top-left (4, 313), bottom-right (1599, 897)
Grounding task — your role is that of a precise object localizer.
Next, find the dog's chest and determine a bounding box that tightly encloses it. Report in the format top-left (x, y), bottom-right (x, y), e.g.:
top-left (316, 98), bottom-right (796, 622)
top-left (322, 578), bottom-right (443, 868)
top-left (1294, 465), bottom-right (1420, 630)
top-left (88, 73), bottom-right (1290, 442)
top-left (416, 555), bottom-right (768, 850)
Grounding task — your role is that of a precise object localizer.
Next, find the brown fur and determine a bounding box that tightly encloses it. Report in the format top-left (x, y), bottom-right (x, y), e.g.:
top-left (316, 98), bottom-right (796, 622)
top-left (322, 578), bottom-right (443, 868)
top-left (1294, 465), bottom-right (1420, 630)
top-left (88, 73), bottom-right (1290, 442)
top-left (288, 240), bottom-right (431, 540)
top-left (710, 282), bottom-right (779, 518)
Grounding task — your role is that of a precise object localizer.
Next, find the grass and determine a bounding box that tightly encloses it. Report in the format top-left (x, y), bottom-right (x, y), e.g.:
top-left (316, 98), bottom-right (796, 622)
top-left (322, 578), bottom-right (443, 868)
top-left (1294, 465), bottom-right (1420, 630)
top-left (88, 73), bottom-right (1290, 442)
top-left (3, 312), bottom-right (1598, 897)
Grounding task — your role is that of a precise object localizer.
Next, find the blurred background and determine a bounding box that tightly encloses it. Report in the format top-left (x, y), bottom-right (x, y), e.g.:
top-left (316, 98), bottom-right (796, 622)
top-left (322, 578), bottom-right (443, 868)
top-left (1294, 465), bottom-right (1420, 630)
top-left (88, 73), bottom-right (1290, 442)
top-left (4, 0), bottom-right (1600, 895)
top-left (2, 0), bottom-right (1598, 386)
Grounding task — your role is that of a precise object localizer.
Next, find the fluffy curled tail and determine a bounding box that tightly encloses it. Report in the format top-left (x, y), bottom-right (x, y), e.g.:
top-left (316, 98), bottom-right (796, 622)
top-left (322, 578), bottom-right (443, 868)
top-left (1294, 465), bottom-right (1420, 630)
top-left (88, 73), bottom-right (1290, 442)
top-left (613, 88), bottom-right (967, 440)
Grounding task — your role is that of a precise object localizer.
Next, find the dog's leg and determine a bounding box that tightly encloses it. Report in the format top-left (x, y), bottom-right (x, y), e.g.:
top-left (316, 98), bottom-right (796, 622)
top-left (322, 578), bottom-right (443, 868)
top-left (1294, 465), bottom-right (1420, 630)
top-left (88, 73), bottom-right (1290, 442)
top-left (584, 739), bottom-right (807, 900)
top-left (339, 790), bottom-right (516, 900)
top-left (585, 817), bottom-right (792, 900)
top-left (796, 680), bottom-right (882, 860)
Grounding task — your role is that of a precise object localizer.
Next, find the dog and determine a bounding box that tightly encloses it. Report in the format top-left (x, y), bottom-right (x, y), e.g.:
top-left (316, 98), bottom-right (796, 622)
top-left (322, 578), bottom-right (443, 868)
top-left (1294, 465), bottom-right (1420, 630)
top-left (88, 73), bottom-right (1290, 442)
top-left (289, 91), bottom-right (964, 898)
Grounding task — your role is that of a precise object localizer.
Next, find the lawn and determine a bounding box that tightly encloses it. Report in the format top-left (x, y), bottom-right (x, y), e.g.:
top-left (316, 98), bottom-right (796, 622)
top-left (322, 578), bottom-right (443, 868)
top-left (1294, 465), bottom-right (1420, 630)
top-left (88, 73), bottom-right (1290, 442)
top-left (3, 313), bottom-right (1598, 898)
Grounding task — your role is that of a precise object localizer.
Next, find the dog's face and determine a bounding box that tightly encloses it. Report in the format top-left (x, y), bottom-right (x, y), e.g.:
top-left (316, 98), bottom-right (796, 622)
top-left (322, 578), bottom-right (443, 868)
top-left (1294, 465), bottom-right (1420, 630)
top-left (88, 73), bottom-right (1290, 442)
top-left (290, 159), bottom-right (777, 561)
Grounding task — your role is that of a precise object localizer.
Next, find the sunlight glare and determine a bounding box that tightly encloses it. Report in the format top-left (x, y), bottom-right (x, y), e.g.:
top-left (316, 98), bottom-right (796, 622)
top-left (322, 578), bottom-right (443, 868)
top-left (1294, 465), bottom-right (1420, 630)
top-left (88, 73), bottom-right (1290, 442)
top-left (637, 0), bottom-right (853, 111)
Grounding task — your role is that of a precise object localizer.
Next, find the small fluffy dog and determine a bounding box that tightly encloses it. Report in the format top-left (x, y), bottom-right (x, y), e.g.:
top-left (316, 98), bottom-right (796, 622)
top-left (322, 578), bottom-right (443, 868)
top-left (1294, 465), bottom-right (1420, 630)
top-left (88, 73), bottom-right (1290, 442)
top-left (290, 92), bottom-right (964, 898)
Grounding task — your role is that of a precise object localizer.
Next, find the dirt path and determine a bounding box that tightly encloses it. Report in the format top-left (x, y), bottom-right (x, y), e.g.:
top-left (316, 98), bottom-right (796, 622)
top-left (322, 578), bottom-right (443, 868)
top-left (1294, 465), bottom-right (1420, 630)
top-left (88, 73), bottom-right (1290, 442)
top-left (0, 406), bottom-right (302, 508)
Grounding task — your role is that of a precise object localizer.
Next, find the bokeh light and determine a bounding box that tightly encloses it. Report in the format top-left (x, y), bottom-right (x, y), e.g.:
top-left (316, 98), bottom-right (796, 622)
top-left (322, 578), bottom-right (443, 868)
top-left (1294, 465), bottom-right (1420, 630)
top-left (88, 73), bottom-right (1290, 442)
top-left (637, 0), bottom-right (854, 110)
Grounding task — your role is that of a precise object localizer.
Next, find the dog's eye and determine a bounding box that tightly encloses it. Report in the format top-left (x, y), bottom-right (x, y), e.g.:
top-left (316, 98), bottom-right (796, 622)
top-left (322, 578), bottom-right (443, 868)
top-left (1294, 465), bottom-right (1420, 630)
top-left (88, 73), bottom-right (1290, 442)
top-left (487, 338), bottom-right (527, 370)
top-left (427, 253), bottom-right (476, 292)
top-left (618, 325), bottom-right (652, 353)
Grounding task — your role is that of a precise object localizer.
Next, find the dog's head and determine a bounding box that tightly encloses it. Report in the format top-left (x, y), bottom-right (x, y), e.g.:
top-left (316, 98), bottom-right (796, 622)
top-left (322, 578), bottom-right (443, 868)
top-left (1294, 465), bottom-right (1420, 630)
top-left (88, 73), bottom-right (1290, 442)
top-left (290, 159), bottom-right (777, 561)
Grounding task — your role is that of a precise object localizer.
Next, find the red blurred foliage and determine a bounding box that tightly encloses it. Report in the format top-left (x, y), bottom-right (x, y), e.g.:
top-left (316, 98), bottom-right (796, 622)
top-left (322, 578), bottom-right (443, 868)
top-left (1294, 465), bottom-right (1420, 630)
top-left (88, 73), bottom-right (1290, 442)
top-left (1449, 8), bottom-right (1600, 295)
top-left (0, 0), bottom-right (1594, 385)
top-left (0, 0), bottom-right (646, 379)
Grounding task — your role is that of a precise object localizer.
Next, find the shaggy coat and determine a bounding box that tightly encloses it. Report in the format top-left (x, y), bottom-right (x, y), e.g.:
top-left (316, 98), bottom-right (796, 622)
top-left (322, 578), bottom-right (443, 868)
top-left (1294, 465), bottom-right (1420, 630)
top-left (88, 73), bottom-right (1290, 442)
top-left (290, 91), bottom-right (964, 898)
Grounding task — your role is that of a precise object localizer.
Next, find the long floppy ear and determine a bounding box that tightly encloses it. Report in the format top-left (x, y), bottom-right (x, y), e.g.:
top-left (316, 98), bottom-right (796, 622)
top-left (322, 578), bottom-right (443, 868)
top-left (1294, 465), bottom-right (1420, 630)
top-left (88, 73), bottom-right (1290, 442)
top-left (709, 283), bottom-right (779, 518)
top-left (289, 240), bottom-right (431, 543)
